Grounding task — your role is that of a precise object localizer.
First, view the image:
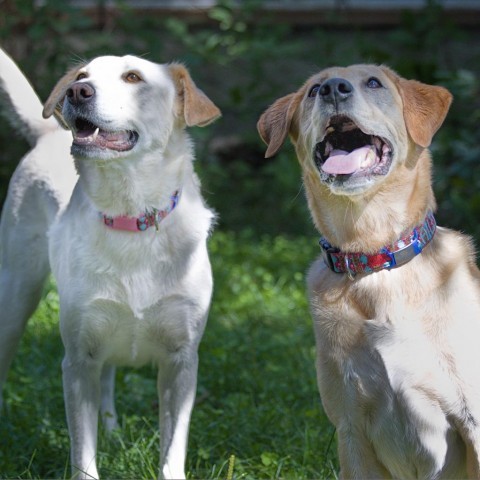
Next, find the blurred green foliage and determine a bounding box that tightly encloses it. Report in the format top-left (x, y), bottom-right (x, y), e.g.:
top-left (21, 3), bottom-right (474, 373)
top-left (0, 0), bottom-right (479, 239)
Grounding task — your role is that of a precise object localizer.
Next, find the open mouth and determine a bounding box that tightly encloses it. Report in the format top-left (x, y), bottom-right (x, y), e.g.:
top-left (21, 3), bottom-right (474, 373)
top-left (73, 118), bottom-right (139, 152)
top-left (314, 115), bottom-right (392, 179)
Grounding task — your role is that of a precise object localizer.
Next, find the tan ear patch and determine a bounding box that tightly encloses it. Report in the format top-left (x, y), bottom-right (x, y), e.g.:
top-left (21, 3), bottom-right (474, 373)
top-left (168, 63), bottom-right (221, 127)
top-left (257, 91), bottom-right (302, 158)
top-left (396, 77), bottom-right (452, 148)
top-left (42, 64), bottom-right (86, 119)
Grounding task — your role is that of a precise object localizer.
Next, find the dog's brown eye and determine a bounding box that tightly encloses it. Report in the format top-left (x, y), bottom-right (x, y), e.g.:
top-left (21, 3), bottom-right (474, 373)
top-left (367, 77), bottom-right (383, 89)
top-left (309, 84), bottom-right (321, 98)
top-left (125, 72), bottom-right (143, 83)
top-left (76, 72), bottom-right (88, 81)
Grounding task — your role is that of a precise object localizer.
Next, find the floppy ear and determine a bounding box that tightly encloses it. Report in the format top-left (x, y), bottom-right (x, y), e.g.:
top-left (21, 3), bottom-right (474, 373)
top-left (397, 78), bottom-right (452, 148)
top-left (168, 63), bottom-right (221, 127)
top-left (257, 92), bottom-right (300, 158)
top-left (42, 65), bottom-right (85, 122)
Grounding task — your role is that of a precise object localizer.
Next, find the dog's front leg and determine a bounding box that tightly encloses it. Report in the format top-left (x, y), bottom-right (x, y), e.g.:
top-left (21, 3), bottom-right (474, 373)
top-left (157, 348), bottom-right (199, 480)
top-left (62, 355), bottom-right (102, 480)
top-left (100, 364), bottom-right (118, 432)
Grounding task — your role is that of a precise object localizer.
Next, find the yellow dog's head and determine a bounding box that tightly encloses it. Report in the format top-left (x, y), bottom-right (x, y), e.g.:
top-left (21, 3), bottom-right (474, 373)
top-left (258, 65), bottom-right (452, 197)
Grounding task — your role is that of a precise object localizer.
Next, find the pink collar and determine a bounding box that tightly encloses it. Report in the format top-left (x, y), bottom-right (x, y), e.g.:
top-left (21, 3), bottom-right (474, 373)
top-left (102, 189), bottom-right (181, 232)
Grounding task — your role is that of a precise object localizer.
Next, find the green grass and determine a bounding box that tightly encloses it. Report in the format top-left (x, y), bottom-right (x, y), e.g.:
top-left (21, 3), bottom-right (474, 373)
top-left (0, 231), bottom-right (338, 479)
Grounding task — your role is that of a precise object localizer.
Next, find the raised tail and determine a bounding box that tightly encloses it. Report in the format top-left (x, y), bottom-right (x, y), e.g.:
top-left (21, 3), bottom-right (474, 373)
top-left (0, 47), bottom-right (59, 145)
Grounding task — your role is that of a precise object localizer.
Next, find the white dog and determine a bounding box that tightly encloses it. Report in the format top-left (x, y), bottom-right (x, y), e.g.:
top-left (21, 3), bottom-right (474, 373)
top-left (0, 47), bottom-right (220, 479)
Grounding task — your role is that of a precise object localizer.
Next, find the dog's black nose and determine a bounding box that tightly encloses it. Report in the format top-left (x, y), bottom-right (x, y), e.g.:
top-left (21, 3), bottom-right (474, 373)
top-left (66, 82), bottom-right (95, 105)
top-left (319, 78), bottom-right (354, 105)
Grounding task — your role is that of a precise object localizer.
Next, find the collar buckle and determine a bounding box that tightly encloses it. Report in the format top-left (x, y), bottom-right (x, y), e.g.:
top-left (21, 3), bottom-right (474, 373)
top-left (319, 238), bottom-right (340, 272)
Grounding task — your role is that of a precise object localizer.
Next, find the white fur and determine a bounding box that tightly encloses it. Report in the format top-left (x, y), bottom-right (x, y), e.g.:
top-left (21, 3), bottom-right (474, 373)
top-left (0, 49), bottom-right (219, 479)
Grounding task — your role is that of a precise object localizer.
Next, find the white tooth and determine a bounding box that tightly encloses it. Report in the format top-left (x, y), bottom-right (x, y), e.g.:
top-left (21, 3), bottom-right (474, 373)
top-left (361, 147), bottom-right (376, 169)
top-left (92, 127), bottom-right (100, 141)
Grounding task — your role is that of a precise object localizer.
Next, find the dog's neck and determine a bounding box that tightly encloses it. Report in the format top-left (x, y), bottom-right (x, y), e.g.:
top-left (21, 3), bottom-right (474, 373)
top-left (303, 150), bottom-right (436, 253)
top-left (74, 130), bottom-right (193, 217)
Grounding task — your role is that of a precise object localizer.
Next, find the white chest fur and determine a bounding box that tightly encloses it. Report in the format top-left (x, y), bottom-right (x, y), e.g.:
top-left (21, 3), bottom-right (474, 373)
top-left (49, 180), bottom-right (213, 368)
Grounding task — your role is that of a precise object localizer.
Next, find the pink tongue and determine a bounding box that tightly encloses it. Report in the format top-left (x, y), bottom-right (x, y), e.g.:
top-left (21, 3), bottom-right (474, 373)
top-left (321, 145), bottom-right (373, 175)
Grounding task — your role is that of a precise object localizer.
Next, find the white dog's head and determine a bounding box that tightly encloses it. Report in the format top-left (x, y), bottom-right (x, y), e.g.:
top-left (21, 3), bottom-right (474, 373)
top-left (43, 55), bottom-right (221, 160)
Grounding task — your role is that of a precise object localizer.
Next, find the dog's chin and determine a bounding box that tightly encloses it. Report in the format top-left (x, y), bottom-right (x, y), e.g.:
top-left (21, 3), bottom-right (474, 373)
top-left (313, 115), bottom-right (394, 196)
top-left (70, 117), bottom-right (139, 159)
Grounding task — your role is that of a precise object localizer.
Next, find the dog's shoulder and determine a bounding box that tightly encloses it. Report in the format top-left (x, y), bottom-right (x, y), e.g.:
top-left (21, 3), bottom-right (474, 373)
top-left (428, 226), bottom-right (480, 286)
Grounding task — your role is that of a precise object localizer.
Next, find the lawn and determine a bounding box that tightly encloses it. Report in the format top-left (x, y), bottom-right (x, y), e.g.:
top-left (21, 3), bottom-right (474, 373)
top-left (0, 231), bottom-right (338, 479)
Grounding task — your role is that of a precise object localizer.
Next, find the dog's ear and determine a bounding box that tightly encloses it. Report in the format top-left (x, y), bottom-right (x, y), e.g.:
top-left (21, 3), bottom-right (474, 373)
top-left (169, 63), bottom-right (221, 127)
top-left (397, 77), bottom-right (453, 148)
top-left (257, 92), bottom-right (300, 158)
top-left (42, 65), bottom-right (85, 123)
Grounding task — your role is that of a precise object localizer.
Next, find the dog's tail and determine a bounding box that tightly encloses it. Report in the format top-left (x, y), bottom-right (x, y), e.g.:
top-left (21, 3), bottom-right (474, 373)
top-left (0, 47), bottom-right (59, 146)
